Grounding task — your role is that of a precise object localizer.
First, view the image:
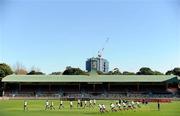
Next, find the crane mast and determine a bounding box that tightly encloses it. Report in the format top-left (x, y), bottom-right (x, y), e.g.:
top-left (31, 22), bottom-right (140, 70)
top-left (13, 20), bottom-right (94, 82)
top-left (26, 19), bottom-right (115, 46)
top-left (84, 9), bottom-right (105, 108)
top-left (98, 38), bottom-right (109, 58)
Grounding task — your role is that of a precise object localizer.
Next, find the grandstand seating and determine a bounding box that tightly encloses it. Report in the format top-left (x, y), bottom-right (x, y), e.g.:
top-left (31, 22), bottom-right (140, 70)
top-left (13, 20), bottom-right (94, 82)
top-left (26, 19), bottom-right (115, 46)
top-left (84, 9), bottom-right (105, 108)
top-left (2, 74), bottom-right (179, 100)
top-left (3, 83), bottom-right (179, 99)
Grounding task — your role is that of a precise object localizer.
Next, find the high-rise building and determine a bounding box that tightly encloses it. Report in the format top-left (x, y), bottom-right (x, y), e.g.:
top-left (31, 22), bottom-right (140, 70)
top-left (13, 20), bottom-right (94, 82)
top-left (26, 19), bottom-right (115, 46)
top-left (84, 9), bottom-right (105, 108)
top-left (86, 57), bottom-right (109, 73)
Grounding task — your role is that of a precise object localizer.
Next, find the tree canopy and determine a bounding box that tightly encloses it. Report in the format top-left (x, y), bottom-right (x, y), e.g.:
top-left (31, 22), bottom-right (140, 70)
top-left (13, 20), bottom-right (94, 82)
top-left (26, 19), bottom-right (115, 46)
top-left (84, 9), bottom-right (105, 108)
top-left (166, 67), bottom-right (180, 76)
top-left (136, 67), bottom-right (163, 75)
top-left (0, 70), bottom-right (5, 77)
top-left (97, 70), bottom-right (104, 75)
top-left (0, 63), bottom-right (13, 77)
top-left (1, 62), bottom-right (179, 76)
top-left (62, 66), bottom-right (88, 75)
top-left (112, 68), bottom-right (122, 75)
top-left (137, 67), bottom-right (154, 75)
top-left (13, 62), bottom-right (28, 75)
top-left (122, 71), bottom-right (135, 75)
top-left (27, 70), bottom-right (45, 75)
top-left (50, 72), bottom-right (62, 75)
top-left (153, 71), bottom-right (164, 75)
top-left (107, 68), bottom-right (122, 75)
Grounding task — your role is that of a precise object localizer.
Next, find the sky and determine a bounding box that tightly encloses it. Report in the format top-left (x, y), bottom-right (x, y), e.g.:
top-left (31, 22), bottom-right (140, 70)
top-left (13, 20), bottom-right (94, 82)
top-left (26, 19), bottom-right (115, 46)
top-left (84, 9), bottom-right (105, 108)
top-left (0, 0), bottom-right (180, 74)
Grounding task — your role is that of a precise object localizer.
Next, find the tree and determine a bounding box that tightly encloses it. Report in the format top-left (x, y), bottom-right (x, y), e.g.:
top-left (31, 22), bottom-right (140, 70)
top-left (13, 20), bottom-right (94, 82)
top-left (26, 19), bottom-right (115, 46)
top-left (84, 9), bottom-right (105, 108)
top-left (27, 70), bottom-right (44, 75)
top-left (112, 68), bottom-right (122, 75)
top-left (153, 71), bottom-right (164, 75)
top-left (97, 70), bottom-right (104, 75)
top-left (172, 67), bottom-right (180, 76)
top-left (0, 69), bottom-right (5, 77)
top-left (62, 66), bottom-right (88, 75)
top-left (107, 68), bottom-right (122, 75)
top-left (16, 69), bottom-right (28, 75)
top-left (136, 67), bottom-right (154, 75)
top-left (13, 62), bottom-right (28, 75)
top-left (50, 72), bottom-right (62, 75)
top-left (166, 68), bottom-right (180, 76)
top-left (123, 71), bottom-right (135, 75)
top-left (30, 66), bottom-right (41, 72)
top-left (0, 63), bottom-right (13, 77)
top-left (107, 71), bottom-right (113, 75)
top-left (165, 70), bottom-right (173, 75)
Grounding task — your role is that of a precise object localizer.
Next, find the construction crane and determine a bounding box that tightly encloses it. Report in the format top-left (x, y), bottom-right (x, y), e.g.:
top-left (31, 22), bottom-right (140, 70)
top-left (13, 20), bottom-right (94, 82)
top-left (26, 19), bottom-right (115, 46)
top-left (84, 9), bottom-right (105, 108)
top-left (98, 38), bottom-right (109, 58)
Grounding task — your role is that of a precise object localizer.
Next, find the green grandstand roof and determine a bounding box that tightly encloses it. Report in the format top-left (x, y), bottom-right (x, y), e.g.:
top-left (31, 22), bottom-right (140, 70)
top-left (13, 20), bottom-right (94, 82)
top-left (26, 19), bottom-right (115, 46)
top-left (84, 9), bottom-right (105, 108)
top-left (1, 75), bottom-right (179, 83)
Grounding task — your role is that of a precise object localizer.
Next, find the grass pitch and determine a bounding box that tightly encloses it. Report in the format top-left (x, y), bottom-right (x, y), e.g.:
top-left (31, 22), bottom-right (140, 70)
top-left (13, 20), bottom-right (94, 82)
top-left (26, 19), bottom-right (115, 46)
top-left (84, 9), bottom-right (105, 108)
top-left (0, 100), bottom-right (180, 116)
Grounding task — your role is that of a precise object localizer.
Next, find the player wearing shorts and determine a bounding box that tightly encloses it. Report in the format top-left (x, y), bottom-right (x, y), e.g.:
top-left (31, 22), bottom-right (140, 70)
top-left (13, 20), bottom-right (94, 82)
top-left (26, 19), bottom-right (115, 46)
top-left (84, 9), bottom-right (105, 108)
top-left (50, 101), bottom-right (55, 110)
top-left (131, 101), bottom-right (136, 109)
top-left (89, 100), bottom-right (93, 108)
top-left (70, 101), bottom-right (73, 109)
top-left (98, 104), bottom-right (103, 113)
top-left (157, 100), bottom-right (160, 111)
top-left (45, 100), bottom-right (49, 110)
top-left (24, 100), bottom-right (28, 111)
top-left (102, 104), bottom-right (108, 112)
top-left (93, 99), bottom-right (96, 105)
top-left (116, 102), bottom-right (121, 111)
top-left (123, 102), bottom-right (127, 110)
top-left (59, 100), bottom-right (64, 109)
top-left (136, 101), bottom-right (141, 108)
top-left (77, 99), bottom-right (81, 108)
top-left (127, 102), bottom-right (133, 110)
top-left (83, 100), bottom-right (87, 109)
top-left (110, 103), bottom-right (117, 112)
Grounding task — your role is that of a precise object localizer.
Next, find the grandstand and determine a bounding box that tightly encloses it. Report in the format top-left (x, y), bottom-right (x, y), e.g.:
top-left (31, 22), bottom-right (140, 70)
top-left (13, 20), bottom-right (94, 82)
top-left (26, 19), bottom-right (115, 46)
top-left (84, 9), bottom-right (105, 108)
top-left (1, 74), bottom-right (180, 100)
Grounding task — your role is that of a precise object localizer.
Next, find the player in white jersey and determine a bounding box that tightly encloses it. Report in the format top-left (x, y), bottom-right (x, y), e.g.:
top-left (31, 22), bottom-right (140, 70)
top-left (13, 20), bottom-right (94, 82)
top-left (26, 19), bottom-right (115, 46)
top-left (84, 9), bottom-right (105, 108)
top-left (131, 101), bottom-right (136, 109)
top-left (50, 101), bottom-right (55, 110)
top-left (122, 102), bottom-right (127, 110)
top-left (127, 102), bottom-right (133, 110)
top-left (136, 101), bottom-right (141, 108)
top-left (89, 100), bottom-right (93, 108)
top-left (116, 102), bottom-right (121, 110)
top-left (83, 100), bottom-right (87, 109)
top-left (70, 101), bottom-right (73, 109)
top-left (102, 104), bottom-right (108, 112)
top-left (45, 100), bottom-right (49, 110)
top-left (98, 104), bottom-right (103, 113)
top-left (93, 99), bottom-right (96, 105)
top-left (59, 100), bottom-right (64, 109)
top-left (110, 103), bottom-right (117, 112)
top-left (77, 99), bottom-right (81, 108)
top-left (24, 100), bottom-right (28, 111)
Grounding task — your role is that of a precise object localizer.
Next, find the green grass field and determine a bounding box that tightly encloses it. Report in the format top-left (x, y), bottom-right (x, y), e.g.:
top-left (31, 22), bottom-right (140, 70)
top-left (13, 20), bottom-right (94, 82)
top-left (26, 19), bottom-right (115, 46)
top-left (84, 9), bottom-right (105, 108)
top-left (0, 100), bottom-right (180, 116)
